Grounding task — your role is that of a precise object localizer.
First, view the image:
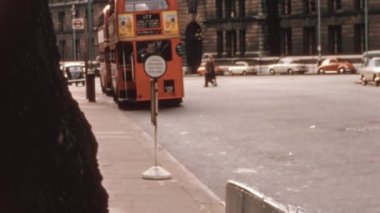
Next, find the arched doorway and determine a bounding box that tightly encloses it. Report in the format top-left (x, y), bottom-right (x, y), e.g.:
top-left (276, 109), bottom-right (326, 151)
top-left (185, 21), bottom-right (203, 73)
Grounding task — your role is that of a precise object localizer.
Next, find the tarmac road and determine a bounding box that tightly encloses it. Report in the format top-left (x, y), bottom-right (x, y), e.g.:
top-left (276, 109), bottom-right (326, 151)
top-left (120, 74), bottom-right (380, 213)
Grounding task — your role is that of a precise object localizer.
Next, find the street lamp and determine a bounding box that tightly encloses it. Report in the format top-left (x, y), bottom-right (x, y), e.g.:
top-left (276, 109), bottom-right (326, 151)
top-left (71, 4), bottom-right (77, 60)
top-left (364, 0), bottom-right (368, 51)
top-left (317, 0), bottom-right (321, 64)
top-left (87, 0), bottom-right (94, 62)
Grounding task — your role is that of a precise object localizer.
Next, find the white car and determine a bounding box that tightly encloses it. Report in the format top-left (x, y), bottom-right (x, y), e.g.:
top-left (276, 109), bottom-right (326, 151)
top-left (360, 57), bottom-right (380, 86)
top-left (268, 58), bottom-right (307, 75)
top-left (226, 61), bottom-right (257, 76)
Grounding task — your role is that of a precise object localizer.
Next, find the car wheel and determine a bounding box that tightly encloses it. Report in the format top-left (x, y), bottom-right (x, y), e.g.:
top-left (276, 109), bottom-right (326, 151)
top-left (269, 69), bottom-right (275, 75)
top-left (318, 69), bottom-right (324, 74)
top-left (229, 71), bottom-right (233, 76)
top-left (362, 79), bottom-right (368, 86)
top-left (242, 71), bottom-right (247, 76)
top-left (376, 81), bottom-right (380, 87)
top-left (287, 69), bottom-right (293, 75)
top-left (338, 67), bottom-right (345, 74)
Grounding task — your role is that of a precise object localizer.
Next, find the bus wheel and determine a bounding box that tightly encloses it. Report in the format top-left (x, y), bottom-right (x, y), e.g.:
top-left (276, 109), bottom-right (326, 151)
top-left (100, 79), bottom-right (106, 93)
top-left (113, 92), bottom-right (119, 104)
top-left (173, 99), bottom-right (183, 106)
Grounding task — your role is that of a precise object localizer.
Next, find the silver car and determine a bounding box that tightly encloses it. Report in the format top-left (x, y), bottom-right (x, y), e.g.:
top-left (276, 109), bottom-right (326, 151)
top-left (225, 61), bottom-right (257, 76)
top-left (268, 58), bottom-right (308, 75)
top-left (360, 57), bottom-right (380, 86)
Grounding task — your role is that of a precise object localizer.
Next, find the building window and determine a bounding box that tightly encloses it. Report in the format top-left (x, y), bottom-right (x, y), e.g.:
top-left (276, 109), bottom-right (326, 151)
top-left (354, 0), bottom-right (364, 10)
top-left (238, 0), bottom-right (245, 18)
top-left (304, 0), bottom-right (316, 13)
top-left (226, 30), bottom-right (237, 57)
top-left (328, 25), bottom-right (342, 54)
top-left (216, 0), bottom-right (223, 18)
top-left (239, 30), bottom-right (246, 56)
top-left (303, 27), bottom-right (316, 55)
top-left (225, 0), bottom-right (236, 18)
top-left (59, 40), bottom-right (66, 60)
top-left (217, 31), bottom-right (224, 57)
top-left (282, 0), bottom-right (292, 15)
top-left (328, 0), bottom-right (341, 12)
top-left (281, 28), bottom-right (292, 55)
top-left (58, 11), bottom-right (65, 31)
top-left (354, 24), bottom-right (365, 53)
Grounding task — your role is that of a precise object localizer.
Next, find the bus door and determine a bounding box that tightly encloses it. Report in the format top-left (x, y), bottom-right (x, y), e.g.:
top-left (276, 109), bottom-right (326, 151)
top-left (102, 47), bottom-right (113, 95)
top-left (117, 42), bottom-right (136, 101)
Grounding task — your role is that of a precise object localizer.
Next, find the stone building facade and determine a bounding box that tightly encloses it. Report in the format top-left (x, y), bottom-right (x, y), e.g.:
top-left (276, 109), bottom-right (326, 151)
top-left (177, 0), bottom-right (380, 59)
top-left (49, 0), bottom-right (107, 61)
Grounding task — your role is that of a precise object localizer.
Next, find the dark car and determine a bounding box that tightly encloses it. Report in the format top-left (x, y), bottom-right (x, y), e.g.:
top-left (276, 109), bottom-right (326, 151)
top-left (64, 64), bottom-right (86, 86)
top-left (88, 60), bottom-right (100, 76)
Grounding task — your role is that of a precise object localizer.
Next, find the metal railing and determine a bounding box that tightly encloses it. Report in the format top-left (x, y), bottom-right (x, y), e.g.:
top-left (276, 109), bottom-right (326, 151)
top-left (225, 180), bottom-right (305, 213)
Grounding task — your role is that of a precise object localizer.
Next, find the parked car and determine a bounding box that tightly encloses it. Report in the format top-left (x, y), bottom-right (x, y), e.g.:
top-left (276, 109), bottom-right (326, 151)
top-left (317, 58), bottom-right (356, 74)
top-left (360, 57), bottom-right (380, 86)
top-left (196, 62), bottom-right (226, 76)
top-left (225, 61), bottom-right (257, 76)
top-left (61, 61), bottom-right (86, 86)
top-left (268, 58), bottom-right (307, 75)
top-left (88, 60), bottom-right (100, 76)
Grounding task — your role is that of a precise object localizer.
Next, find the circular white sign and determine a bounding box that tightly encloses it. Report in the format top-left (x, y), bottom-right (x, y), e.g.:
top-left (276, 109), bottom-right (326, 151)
top-left (144, 55), bottom-right (167, 79)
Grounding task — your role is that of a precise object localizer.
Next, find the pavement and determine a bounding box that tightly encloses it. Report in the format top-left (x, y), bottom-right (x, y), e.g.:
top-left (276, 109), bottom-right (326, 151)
top-left (69, 85), bottom-right (225, 213)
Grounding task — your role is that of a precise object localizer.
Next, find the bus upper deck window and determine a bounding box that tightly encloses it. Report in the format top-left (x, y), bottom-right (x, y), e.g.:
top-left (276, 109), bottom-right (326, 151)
top-left (125, 0), bottom-right (168, 12)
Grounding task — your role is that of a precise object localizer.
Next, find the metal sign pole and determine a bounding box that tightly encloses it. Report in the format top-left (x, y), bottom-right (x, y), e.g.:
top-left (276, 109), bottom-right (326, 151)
top-left (152, 79), bottom-right (158, 167)
top-left (142, 55), bottom-right (171, 180)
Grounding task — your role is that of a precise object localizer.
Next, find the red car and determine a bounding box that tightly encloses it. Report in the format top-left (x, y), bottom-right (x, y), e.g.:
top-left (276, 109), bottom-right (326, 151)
top-left (317, 58), bottom-right (356, 74)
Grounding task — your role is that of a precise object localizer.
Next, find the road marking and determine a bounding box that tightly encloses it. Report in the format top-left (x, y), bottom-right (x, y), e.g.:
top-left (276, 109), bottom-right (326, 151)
top-left (233, 168), bottom-right (258, 174)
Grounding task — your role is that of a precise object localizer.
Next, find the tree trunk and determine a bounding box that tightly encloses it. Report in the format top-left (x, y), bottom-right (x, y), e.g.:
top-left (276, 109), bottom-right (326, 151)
top-left (0, 1), bottom-right (108, 212)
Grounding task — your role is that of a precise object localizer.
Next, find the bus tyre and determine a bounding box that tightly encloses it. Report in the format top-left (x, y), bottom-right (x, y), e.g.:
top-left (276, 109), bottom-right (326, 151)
top-left (100, 79), bottom-right (106, 93)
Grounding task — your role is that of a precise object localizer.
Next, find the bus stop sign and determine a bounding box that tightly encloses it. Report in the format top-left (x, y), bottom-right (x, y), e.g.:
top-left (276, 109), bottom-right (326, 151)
top-left (72, 18), bottom-right (84, 30)
top-left (144, 55), bottom-right (167, 79)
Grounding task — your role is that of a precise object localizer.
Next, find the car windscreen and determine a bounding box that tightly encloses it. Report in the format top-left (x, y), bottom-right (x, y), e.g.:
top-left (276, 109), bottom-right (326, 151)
top-left (67, 66), bottom-right (82, 72)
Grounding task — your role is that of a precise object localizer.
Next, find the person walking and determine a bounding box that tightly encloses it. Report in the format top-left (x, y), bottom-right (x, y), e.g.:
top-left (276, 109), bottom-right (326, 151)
top-left (204, 55), bottom-right (217, 87)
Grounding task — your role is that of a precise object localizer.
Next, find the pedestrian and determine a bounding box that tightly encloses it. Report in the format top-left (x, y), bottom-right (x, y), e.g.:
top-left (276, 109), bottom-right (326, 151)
top-left (204, 55), bottom-right (217, 87)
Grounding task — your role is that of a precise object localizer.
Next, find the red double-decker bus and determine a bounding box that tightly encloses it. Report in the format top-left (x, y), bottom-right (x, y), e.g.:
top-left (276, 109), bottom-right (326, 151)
top-left (97, 0), bottom-right (184, 107)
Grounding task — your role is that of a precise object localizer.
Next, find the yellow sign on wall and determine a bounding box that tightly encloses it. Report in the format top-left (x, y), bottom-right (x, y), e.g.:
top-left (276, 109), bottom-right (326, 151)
top-left (163, 11), bottom-right (179, 35)
top-left (118, 14), bottom-right (134, 39)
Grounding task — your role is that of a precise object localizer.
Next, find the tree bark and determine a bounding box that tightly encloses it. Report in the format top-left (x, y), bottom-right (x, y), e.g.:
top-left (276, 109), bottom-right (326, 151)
top-left (0, 1), bottom-right (108, 212)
